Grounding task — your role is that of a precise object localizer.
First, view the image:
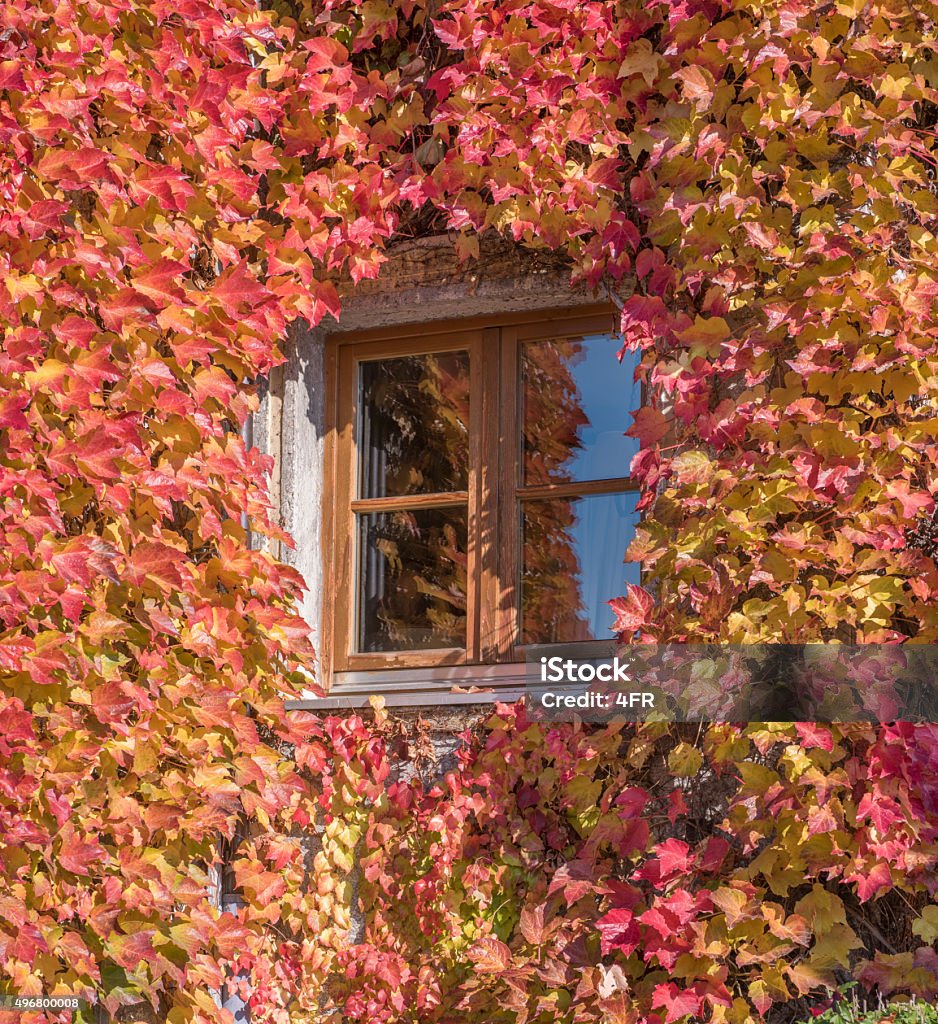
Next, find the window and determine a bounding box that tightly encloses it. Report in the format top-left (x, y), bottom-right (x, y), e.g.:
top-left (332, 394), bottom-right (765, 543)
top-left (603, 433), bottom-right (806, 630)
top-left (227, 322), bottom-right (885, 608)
top-left (321, 307), bottom-right (643, 687)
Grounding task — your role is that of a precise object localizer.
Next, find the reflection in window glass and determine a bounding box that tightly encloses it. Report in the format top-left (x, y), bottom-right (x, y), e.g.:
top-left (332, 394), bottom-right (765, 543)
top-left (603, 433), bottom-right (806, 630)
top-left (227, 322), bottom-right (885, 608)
top-left (357, 507), bottom-right (468, 652)
top-left (521, 492), bottom-right (641, 644)
top-left (359, 351), bottom-right (470, 498)
top-left (522, 335), bottom-right (641, 485)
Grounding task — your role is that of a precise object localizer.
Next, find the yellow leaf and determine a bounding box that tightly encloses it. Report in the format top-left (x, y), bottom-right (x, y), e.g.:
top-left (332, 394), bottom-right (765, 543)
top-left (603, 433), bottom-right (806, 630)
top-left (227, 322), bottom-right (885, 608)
top-left (617, 40), bottom-right (661, 87)
top-left (668, 742), bottom-right (703, 777)
top-left (454, 232), bottom-right (479, 262)
top-left (25, 359), bottom-right (69, 390)
top-left (711, 997), bottom-right (757, 1024)
top-left (5, 274), bottom-right (44, 302)
top-left (793, 885), bottom-right (847, 933)
top-left (809, 922), bottom-right (863, 968)
top-left (676, 315), bottom-right (730, 355)
top-left (672, 450), bottom-right (713, 484)
top-left (787, 961), bottom-right (836, 996)
top-left (712, 886), bottom-right (757, 928)
top-left (879, 63), bottom-right (913, 101)
top-left (737, 761), bottom-right (780, 791)
top-left (762, 548), bottom-right (796, 583)
top-left (912, 905), bottom-right (938, 943)
top-left (132, 735), bottom-right (158, 775)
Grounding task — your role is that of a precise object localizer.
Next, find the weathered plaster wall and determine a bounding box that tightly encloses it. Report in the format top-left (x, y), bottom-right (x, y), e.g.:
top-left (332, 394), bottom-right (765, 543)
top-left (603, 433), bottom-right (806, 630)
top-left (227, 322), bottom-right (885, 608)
top-left (322, 232), bottom-right (598, 332)
top-left (279, 319), bottom-right (328, 655)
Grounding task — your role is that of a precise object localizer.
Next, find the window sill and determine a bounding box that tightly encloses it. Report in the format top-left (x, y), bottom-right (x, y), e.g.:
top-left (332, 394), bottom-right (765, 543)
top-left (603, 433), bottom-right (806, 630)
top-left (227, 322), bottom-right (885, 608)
top-left (284, 662), bottom-right (531, 710)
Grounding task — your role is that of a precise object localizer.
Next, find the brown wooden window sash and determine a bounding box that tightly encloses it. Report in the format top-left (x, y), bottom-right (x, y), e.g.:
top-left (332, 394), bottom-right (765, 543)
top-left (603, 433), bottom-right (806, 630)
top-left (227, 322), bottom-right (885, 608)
top-left (321, 305), bottom-right (634, 685)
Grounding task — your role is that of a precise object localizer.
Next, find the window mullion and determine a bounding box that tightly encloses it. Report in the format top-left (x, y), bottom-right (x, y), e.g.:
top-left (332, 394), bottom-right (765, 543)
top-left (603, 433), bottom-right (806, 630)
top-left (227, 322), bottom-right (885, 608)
top-left (492, 326), bottom-right (521, 661)
top-left (476, 326), bottom-right (504, 663)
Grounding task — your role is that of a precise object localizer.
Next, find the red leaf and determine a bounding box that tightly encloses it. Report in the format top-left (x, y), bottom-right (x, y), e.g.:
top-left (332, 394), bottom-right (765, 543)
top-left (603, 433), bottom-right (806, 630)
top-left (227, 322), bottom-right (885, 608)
top-left (795, 723), bottom-right (834, 751)
top-left (91, 681), bottom-right (137, 725)
top-left (615, 787), bottom-right (649, 816)
top-left (36, 146), bottom-right (111, 186)
top-left (625, 406), bottom-right (670, 446)
top-left (132, 258), bottom-right (187, 304)
top-left (586, 157), bottom-right (623, 190)
top-left (130, 165), bottom-right (196, 212)
top-left (51, 536), bottom-right (119, 587)
top-left (653, 982), bottom-right (704, 1024)
top-left (124, 542), bottom-right (184, 592)
top-left (210, 262), bottom-right (268, 316)
top-left (467, 937), bottom-right (511, 973)
top-left (108, 930), bottom-right (157, 969)
top-left (0, 60), bottom-right (26, 91)
top-left (609, 585), bottom-right (655, 633)
top-left (697, 836), bottom-right (732, 873)
top-left (519, 904), bottom-right (548, 945)
top-left (596, 908), bottom-right (641, 957)
top-left (0, 393), bottom-right (29, 429)
top-left (848, 861), bottom-right (893, 902)
top-left (633, 838), bottom-right (693, 886)
top-left (58, 825), bottom-right (107, 876)
top-left (548, 860), bottom-right (597, 904)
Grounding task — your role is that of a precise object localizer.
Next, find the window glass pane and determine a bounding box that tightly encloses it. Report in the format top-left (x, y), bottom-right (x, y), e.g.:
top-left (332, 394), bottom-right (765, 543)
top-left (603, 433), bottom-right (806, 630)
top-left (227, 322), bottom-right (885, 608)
top-left (521, 491), bottom-right (641, 645)
top-left (522, 335), bottom-right (640, 485)
top-left (359, 351), bottom-right (470, 498)
top-left (357, 507), bottom-right (468, 652)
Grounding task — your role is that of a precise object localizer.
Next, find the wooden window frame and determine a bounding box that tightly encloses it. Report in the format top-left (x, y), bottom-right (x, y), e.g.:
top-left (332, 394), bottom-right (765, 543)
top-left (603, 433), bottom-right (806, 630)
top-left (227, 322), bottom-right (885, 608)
top-left (320, 303), bottom-right (637, 689)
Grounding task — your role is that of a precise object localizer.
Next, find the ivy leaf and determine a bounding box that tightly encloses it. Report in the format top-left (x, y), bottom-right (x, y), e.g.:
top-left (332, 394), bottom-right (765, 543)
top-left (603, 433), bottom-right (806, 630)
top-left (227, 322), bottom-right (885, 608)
top-left (913, 907), bottom-right (938, 943)
top-left (467, 937), bottom-right (511, 973)
top-left (609, 585), bottom-right (655, 633)
top-left (124, 542), bottom-right (184, 592)
top-left (51, 537), bottom-right (119, 586)
top-left (58, 825), bottom-right (108, 877)
top-left (597, 908), bottom-right (642, 958)
top-left (518, 904), bottom-right (547, 946)
top-left (625, 407), bottom-right (669, 447)
top-left (667, 742), bottom-right (702, 777)
top-left (652, 982), bottom-right (703, 1024)
top-left (793, 886), bottom-right (847, 933)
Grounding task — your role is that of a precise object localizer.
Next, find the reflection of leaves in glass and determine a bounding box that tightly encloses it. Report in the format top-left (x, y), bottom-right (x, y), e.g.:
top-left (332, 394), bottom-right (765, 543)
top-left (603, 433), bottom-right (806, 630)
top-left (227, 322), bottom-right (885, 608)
top-left (523, 339), bottom-right (588, 486)
top-left (360, 352), bottom-right (469, 497)
top-left (522, 500), bottom-right (590, 644)
top-left (356, 349), bottom-right (470, 652)
top-left (522, 340), bottom-right (589, 642)
top-left (358, 509), bottom-right (467, 652)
